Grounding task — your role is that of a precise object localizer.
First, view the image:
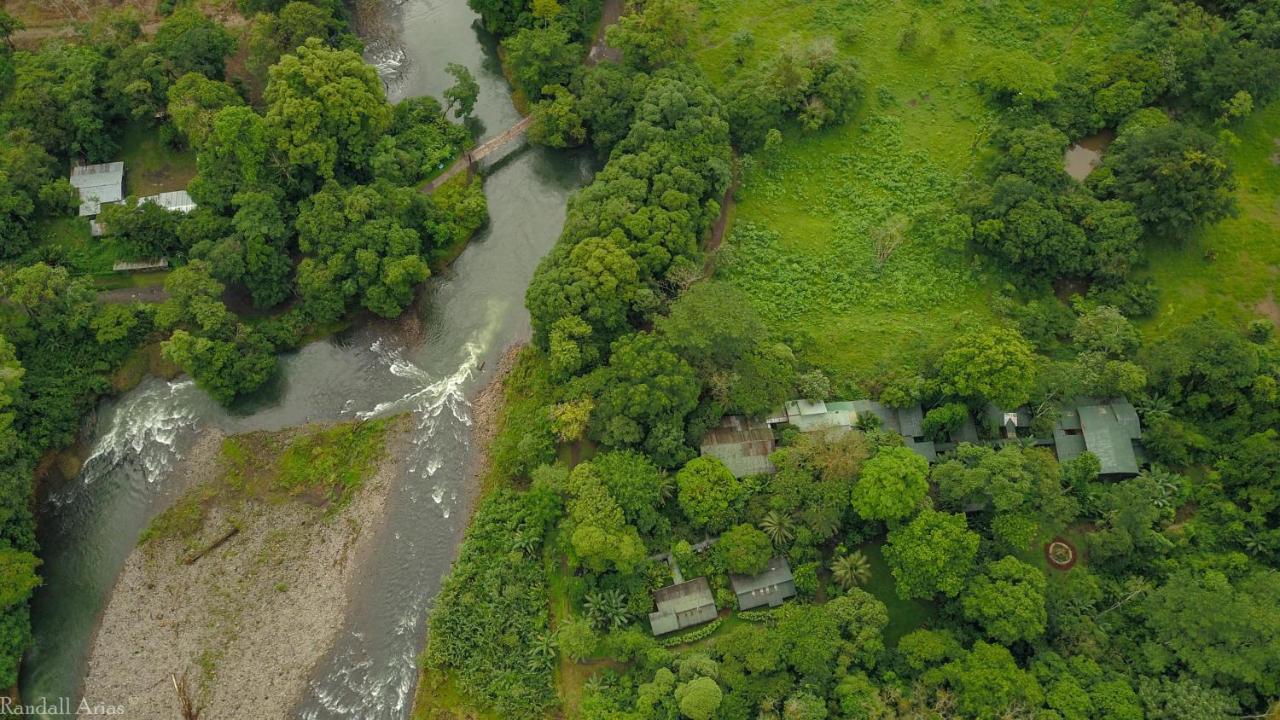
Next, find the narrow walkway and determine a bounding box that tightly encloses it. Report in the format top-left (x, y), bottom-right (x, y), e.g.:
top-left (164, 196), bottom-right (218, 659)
top-left (422, 115), bottom-right (533, 192)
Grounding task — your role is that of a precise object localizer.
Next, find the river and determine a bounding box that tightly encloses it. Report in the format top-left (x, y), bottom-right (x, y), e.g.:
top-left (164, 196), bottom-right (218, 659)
top-left (18, 1), bottom-right (590, 716)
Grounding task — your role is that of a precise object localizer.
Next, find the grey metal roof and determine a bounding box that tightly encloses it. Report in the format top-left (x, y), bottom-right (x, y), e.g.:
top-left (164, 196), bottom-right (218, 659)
top-left (730, 556), bottom-right (796, 610)
top-left (898, 405), bottom-right (924, 438)
top-left (70, 162), bottom-right (124, 216)
top-left (1052, 428), bottom-right (1086, 461)
top-left (139, 190), bottom-right (196, 213)
top-left (1079, 403), bottom-right (1140, 476)
top-left (649, 577), bottom-right (717, 636)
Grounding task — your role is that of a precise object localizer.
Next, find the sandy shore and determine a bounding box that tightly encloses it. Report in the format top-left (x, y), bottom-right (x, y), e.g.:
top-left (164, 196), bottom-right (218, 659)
top-left (466, 343), bottom-right (524, 487)
top-left (81, 420), bottom-right (410, 719)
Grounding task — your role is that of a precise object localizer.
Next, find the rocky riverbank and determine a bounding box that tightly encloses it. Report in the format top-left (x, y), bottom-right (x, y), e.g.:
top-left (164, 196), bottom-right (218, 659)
top-left (80, 417), bottom-right (411, 719)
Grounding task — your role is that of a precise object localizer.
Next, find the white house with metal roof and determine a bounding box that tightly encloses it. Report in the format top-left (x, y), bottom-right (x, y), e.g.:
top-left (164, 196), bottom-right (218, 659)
top-left (70, 162), bottom-right (124, 216)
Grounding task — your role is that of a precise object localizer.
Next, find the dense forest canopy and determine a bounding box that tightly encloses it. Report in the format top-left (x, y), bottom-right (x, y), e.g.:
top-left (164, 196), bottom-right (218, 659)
top-left (422, 0), bottom-right (1280, 718)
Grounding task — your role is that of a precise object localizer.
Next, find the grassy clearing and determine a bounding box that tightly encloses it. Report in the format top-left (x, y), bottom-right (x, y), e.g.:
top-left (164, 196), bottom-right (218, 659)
top-left (694, 0), bottom-right (1129, 381)
top-left (855, 541), bottom-right (936, 645)
top-left (141, 417), bottom-right (397, 547)
top-left (1140, 100), bottom-right (1280, 339)
top-left (118, 121), bottom-right (199, 198)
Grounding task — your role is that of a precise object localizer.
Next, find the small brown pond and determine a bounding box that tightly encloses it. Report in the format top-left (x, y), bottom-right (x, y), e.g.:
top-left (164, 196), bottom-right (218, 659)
top-left (1064, 129), bottom-right (1115, 181)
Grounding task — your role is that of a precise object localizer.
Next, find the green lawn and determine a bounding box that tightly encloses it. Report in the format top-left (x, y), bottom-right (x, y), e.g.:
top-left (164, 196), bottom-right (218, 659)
top-left (1140, 100), bottom-right (1280, 339)
top-left (117, 121), bottom-right (198, 198)
top-left (856, 541), bottom-right (936, 646)
top-left (693, 0), bottom-right (1130, 382)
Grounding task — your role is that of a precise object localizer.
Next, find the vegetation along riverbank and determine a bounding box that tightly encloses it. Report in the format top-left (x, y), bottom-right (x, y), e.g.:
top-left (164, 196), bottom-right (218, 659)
top-left (416, 0), bottom-right (1280, 717)
top-left (82, 415), bottom-right (410, 718)
top-left (0, 0), bottom-right (492, 691)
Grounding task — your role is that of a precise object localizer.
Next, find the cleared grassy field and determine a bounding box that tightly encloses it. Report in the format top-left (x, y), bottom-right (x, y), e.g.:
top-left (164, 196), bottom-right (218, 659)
top-left (693, 0), bottom-right (1131, 382)
top-left (1141, 100), bottom-right (1280, 339)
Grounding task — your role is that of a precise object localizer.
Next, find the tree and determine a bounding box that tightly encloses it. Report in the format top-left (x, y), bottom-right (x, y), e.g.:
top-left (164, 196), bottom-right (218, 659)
top-left (938, 326), bottom-right (1037, 408)
top-left (527, 237), bottom-right (640, 348)
top-left (759, 510), bottom-right (794, 546)
top-left (264, 39), bottom-right (392, 184)
top-left (605, 0), bottom-right (694, 69)
top-left (1095, 122), bottom-right (1235, 240)
top-left (850, 446), bottom-right (929, 522)
top-left (676, 457), bottom-right (741, 531)
top-left (718, 523), bottom-right (772, 576)
top-left (443, 63), bottom-right (479, 119)
top-left (502, 24), bottom-right (580, 99)
top-left (973, 49), bottom-right (1058, 105)
top-left (153, 8), bottom-right (237, 80)
top-left (1072, 305), bottom-right (1139, 357)
top-left (162, 327), bottom-right (277, 405)
top-left (1142, 568), bottom-right (1280, 697)
top-left (578, 333), bottom-right (701, 467)
top-left (675, 676), bottom-right (722, 720)
top-left (167, 73), bottom-right (244, 149)
top-left (883, 509), bottom-right (979, 600)
top-left (961, 556), bottom-right (1047, 643)
top-left (191, 105), bottom-right (275, 211)
top-left (583, 587), bottom-right (629, 630)
top-left (98, 199), bottom-right (182, 257)
top-left (528, 84), bottom-right (585, 147)
top-left (831, 551), bottom-right (871, 590)
top-left (561, 461), bottom-right (646, 574)
top-left (943, 641), bottom-right (1045, 718)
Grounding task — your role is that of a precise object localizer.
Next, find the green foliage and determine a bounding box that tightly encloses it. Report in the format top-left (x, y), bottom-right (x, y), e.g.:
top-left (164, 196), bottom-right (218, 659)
top-left (443, 63), bottom-right (480, 119)
top-left (942, 641), bottom-right (1045, 718)
top-left (718, 523), bottom-right (772, 576)
top-left (561, 460), bottom-right (647, 573)
top-left (1142, 568), bottom-right (1280, 697)
top-left (575, 333), bottom-right (701, 467)
top-left (676, 456), bottom-right (742, 531)
top-left (528, 84), bottom-right (585, 148)
top-left (1094, 122), bottom-right (1236, 240)
top-left (938, 326), bottom-right (1037, 408)
top-left (850, 445), bottom-right (928, 522)
top-left (167, 73), bottom-right (245, 149)
top-left (883, 509), bottom-right (979, 600)
top-left (676, 675), bottom-right (722, 720)
top-left (961, 556), bottom-right (1047, 643)
top-left (426, 488), bottom-right (560, 718)
top-left (503, 24), bottom-right (581, 100)
top-left (264, 39), bottom-right (391, 185)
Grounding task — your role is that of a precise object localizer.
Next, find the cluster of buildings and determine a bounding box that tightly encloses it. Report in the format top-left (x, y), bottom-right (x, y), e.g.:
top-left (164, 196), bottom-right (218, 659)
top-left (701, 396), bottom-right (1146, 479)
top-left (69, 162), bottom-right (196, 244)
top-left (648, 554), bottom-right (798, 636)
top-left (645, 395), bottom-right (1146, 637)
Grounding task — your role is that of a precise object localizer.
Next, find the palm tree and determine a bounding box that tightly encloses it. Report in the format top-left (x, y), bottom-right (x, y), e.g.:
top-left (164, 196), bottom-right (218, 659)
top-left (656, 473), bottom-right (677, 502)
top-left (583, 588), bottom-right (629, 631)
top-left (527, 632), bottom-right (557, 672)
top-left (831, 551), bottom-right (872, 590)
top-left (759, 511), bottom-right (794, 547)
top-left (511, 529), bottom-right (539, 556)
top-left (804, 507), bottom-right (841, 541)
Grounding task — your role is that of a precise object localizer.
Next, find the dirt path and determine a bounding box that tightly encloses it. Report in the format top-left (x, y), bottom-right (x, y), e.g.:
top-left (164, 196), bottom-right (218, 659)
top-left (587, 0), bottom-right (624, 65)
top-left (97, 285), bottom-right (170, 305)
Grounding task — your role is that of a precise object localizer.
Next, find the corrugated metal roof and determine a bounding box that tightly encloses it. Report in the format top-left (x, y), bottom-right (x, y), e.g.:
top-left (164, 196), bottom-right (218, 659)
top-left (700, 425), bottom-right (776, 478)
top-left (139, 190), bottom-right (196, 213)
top-left (1079, 404), bottom-right (1139, 476)
top-left (71, 162), bottom-right (124, 216)
top-left (649, 577), bottom-right (717, 635)
top-left (730, 556), bottom-right (794, 596)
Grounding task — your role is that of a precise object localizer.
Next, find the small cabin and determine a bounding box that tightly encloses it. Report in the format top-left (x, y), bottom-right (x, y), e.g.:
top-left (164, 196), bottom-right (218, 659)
top-left (70, 162), bottom-right (124, 216)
